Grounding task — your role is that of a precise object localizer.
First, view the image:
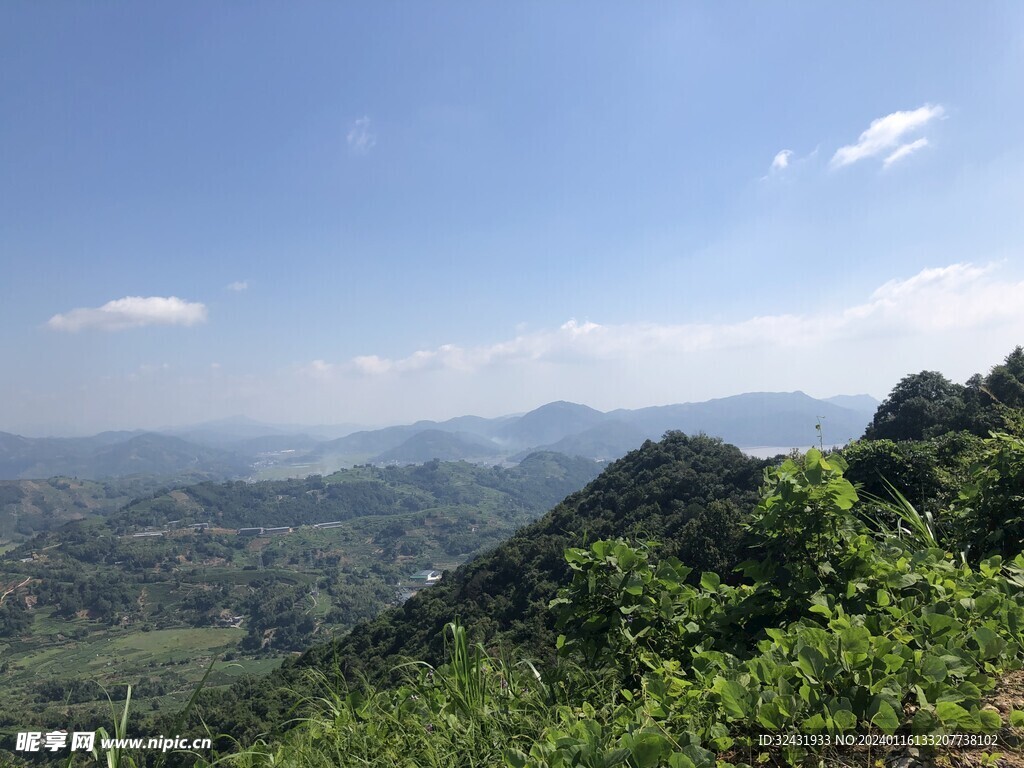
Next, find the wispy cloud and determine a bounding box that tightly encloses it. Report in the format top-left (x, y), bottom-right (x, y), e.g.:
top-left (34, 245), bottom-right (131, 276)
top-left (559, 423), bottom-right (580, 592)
top-left (346, 116), bottom-right (376, 155)
top-left (882, 137), bottom-right (929, 168)
top-left (47, 296), bottom-right (208, 332)
top-left (770, 149), bottom-right (793, 172)
top-left (831, 104), bottom-right (944, 168)
top-left (308, 263), bottom-right (1022, 377)
top-left (226, 280), bottom-right (248, 292)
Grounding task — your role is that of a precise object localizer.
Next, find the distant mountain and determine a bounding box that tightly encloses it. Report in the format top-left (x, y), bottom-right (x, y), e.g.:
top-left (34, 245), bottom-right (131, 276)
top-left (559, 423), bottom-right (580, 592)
top-left (0, 391), bottom-right (879, 480)
top-left (85, 434), bottom-right (249, 478)
top-left (248, 392), bottom-right (879, 473)
top-left (821, 394), bottom-right (880, 414)
top-left (611, 391), bottom-right (876, 448)
top-left (310, 425), bottom-right (426, 461)
top-left (373, 430), bottom-right (504, 464)
top-left (0, 431), bottom-right (249, 481)
top-left (512, 419), bottom-right (647, 462)
top-left (495, 401), bottom-right (607, 448)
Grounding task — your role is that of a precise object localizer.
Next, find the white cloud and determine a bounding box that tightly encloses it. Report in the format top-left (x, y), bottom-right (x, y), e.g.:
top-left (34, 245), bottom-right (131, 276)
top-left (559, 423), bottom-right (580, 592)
top-left (227, 280), bottom-right (248, 292)
top-left (347, 117), bottom-right (376, 154)
top-left (831, 104), bottom-right (944, 168)
top-left (770, 149), bottom-right (793, 171)
top-left (311, 262), bottom-right (1023, 377)
top-left (883, 137), bottom-right (929, 168)
top-left (47, 296), bottom-right (208, 332)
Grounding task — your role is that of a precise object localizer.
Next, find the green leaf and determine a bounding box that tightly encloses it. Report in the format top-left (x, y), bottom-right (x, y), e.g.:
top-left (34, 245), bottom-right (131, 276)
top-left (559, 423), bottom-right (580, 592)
top-left (974, 626), bottom-right (1007, 660)
top-left (832, 708), bottom-right (857, 731)
top-left (871, 700), bottom-right (901, 734)
top-left (756, 700), bottom-right (783, 730)
top-left (714, 678), bottom-right (749, 721)
top-left (936, 701), bottom-right (970, 726)
top-left (629, 733), bottom-right (669, 768)
top-left (700, 572), bottom-right (721, 591)
top-left (802, 713), bottom-right (827, 732)
top-left (839, 626), bottom-right (871, 654)
top-left (882, 654), bottom-right (906, 673)
top-left (832, 479), bottom-right (858, 510)
top-left (920, 655), bottom-right (947, 683)
top-left (924, 613), bottom-right (958, 636)
top-left (979, 708), bottom-right (1002, 732)
top-left (796, 646), bottom-right (825, 682)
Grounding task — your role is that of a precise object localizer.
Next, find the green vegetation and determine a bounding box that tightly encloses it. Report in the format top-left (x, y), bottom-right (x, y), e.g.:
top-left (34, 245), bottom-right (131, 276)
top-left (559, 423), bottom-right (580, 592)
top-left (0, 453), bottom-right (600, 745)
top-left (199, 440), bottom-right (1024, 768)
top-left (0, 476), bottom-right (168, 545)
top-left (4, 349), bottom-right (1024, 766)
top-left (146, 347), bottom-right (1024, 766)
top-left (178, 433), bottom-right (764, 751)
top-left (863, 346), bottom-right (1024, 441)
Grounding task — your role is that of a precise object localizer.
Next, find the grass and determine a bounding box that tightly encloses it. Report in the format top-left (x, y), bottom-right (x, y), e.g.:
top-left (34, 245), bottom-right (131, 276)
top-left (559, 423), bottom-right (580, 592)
top-left (107, 627), bottom-right (238, 661)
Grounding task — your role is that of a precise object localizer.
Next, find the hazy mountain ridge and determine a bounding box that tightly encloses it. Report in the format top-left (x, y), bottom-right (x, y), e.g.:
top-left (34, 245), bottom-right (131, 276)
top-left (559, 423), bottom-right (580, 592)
top-left (0, 391), bottom-right (878, 480)
top-left (317, 392), bottom-right (877, 466)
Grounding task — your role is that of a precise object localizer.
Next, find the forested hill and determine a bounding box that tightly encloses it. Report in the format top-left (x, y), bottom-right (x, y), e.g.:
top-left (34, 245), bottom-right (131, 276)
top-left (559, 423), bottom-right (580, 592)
top-left (105, 451), bottom-right (600, 534)
top-left (190, 433), bottom-right (766, 740)
top-left (305, 433), bottom-right (764, 670)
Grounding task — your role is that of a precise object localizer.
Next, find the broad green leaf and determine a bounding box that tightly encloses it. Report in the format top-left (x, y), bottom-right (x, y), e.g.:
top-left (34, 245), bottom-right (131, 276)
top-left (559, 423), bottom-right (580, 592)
top-left (871, 700), bottom-right (900, 734)
top-left (839, 626), bottom-right (870, 654)
top-left (978, 708), bottom-right (1002, 732)
top-left (629, 734), bottom-right (668, 768)
top-left (802, 713), bottom-right (827, 732)
top-left (974, 626), bottom-right (1006, 660)
top-left (700, 571), bottom-right (721, 591)
top-left (923, 613), bottom-right (958, 635)
top-left (920, 655), bottom-right (947, 683)
top-left (757, 701), bottom-right (782, 730)
top-left (882, 653), bottom-right (905, 673)
top-left (714, 678), bottom-right (749, 721)
top-left (796, 646), bottom-right (825, 682)
top-left (832, 708), bottom-right (857, 731)
top-left (936, 701), bottom-right (970, 726)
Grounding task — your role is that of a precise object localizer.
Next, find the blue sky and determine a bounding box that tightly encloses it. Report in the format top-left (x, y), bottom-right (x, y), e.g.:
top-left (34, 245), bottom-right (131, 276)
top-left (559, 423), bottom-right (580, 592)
top-left (3, 3), bottom-right (1024, 434)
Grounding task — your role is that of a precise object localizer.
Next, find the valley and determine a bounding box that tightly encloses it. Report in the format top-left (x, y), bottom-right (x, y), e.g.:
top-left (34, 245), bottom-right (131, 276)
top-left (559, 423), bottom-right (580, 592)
top-left (0, 453), bottom-right (601, 740)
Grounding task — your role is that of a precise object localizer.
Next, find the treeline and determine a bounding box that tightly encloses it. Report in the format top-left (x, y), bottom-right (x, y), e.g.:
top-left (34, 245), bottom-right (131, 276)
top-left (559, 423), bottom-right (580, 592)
top-left (864, 345), bottom-right (1024, 440)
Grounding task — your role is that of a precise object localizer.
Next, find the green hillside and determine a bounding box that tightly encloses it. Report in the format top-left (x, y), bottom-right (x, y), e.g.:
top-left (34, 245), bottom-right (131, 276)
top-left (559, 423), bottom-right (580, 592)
top-left (181, 433), bottom-right (766, 748)
top-left (0, 453), bottom-right (600, 747)
top-left (0, 476), bottom-right (173, 545)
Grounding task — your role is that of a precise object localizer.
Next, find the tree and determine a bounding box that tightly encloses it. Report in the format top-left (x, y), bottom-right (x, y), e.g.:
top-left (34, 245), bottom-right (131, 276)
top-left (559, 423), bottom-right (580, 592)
top-left (984, 346), bottom-right (1024, 409)
top-left (864, 370), bottom-right (965, 441)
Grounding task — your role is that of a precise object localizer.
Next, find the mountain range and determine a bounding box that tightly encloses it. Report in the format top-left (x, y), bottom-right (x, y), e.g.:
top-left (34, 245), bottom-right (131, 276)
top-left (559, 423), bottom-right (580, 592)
top-left (0, 391), bottom-right (878, 481)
